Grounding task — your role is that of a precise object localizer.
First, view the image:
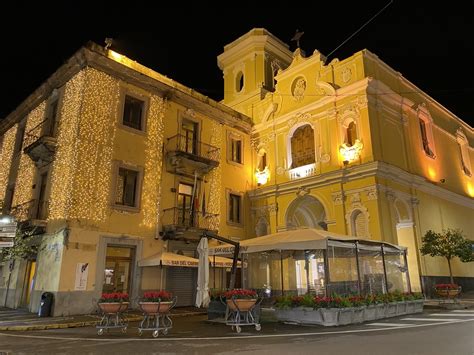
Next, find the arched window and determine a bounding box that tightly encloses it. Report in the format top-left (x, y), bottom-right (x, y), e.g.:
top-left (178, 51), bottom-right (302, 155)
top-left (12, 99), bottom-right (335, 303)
top-left (419, 118), bottom-right (434, 157)
top-left (236, 71), bottom-right (244, 93)
top-left (351, 210), bottom-right (368, 237)
top-left (291, 124), bottom-right (315, 169)
top-left (346, 121), bottom-right (357, 146)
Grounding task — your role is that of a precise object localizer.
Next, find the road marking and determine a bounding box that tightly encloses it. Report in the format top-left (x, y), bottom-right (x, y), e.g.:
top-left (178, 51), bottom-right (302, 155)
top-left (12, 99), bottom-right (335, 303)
top-left (430, 313), bottom-right (474, 317)
top-left (0, 318), bottom-right (472, 342)
top-left (366, 323), bottom-right (406, 327)
top-left (401, 317), bottom-right (461, 322)
top-left (451, 310), bottom-right (474, 313)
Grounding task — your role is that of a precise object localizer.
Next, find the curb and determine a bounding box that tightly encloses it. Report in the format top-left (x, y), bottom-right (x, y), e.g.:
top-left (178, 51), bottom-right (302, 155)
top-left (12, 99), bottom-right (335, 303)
top-left (0, 312), bottom-right (206, 331)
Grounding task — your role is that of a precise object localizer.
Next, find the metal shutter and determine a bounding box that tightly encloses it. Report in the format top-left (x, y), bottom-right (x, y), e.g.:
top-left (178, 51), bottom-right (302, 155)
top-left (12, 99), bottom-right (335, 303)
top-left (167, 267), bottom-right (197, 307)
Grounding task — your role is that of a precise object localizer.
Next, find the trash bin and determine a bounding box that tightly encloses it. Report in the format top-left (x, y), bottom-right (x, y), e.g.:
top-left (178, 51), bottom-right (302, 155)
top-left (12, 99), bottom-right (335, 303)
top-left (38, 292), bottom-right (54, 317)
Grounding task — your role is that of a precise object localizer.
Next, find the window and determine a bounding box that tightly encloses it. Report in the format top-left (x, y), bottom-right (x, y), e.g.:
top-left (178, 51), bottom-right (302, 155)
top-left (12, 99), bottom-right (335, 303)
top-left (228, 133), bottom-right (243, 165)
top-left (122, 95), bottom-right (144, 131)
top-left (290, 124), bottom-right (315, 169)
top-left (47, 99), bottom-right (59, 136)
top-left (115, 167), bottom-right (139, 207)
top-left (456, 129), bottom-right (471, 176)
top-left (3, 184), bottom-right (15, 213)
top-left (15, 124), bottom-right (25, 153)
top-left (346, 121), bottom-right (357, 147)
top-left (419, 118), bottom-right (434, 157)
top-left (228, 193), bottom-right (242, 224)
top-left (181, 119), bottom-right (198, 155)
top-left (236, 71), bottom-right (244, 92)
top-left (351, 210), bottom-right (368, 237)
top-left (177, 183), bottom-right (194, 227)
top-left (257, 149), bottom-right (267, 171)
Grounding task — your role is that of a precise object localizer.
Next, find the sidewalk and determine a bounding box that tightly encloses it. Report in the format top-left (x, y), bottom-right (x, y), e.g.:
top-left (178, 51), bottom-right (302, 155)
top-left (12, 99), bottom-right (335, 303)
top-left (0, 306), bottom-right (206, 331)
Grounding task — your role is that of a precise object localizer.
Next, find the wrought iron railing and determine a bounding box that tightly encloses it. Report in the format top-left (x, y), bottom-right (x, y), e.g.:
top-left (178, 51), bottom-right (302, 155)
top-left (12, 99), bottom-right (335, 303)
top-left (161, 207), bottom-right (218, 230)
top-left (10, 199), bottom-right (49, 222)
top-left (23, 118), bottom-right (55, 149)
top-left (166, 134), bottom-right (220, 162)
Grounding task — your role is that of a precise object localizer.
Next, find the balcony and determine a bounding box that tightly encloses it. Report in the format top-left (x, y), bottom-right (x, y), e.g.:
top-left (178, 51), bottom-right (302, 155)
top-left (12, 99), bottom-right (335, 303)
top-left (161, 207), bottom-right (219, 239)
top-left (165, 134), bottom-right (219, 176)
top-left (10, 199), bottom-right (48, 233)
top-left (23, 119), bottom-right (57, 168)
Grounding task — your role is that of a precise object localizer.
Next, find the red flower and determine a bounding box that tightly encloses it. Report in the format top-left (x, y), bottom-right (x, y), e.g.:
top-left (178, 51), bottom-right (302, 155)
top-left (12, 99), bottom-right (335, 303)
top-left (223, 289), bottom-right (257, 299)
top-left (434, 283), bottom-right (459, 290)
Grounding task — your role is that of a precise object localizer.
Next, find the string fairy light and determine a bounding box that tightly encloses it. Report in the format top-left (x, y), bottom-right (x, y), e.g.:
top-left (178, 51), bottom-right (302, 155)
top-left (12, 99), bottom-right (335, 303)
top-left (0, 125), bottom-right (18, 202)
top-left (207, 121), bottom-right (223, 231)
top-left (48, 69), bottom-right (87, 220)
top-left (12, 101), bottom-right (46, 220)
top-left (141, 95), bottom-right (166, 228)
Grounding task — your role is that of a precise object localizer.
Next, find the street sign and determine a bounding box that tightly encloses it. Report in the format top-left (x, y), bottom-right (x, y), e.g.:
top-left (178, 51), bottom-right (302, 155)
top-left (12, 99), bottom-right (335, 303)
top-left (0, 220), bottom-right (17, 248)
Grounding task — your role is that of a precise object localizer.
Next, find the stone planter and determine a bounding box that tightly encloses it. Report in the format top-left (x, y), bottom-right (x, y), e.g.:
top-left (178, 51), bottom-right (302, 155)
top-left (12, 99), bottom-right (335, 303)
top-left (338, 308), bottom-right (353, 325)
top-left (363, 305), bottom-right (377, 321)
top-left (275, 307), bottom-right (322, 325)
top-left (98, 302), bottom-right (129, 314)
top-left (396, 301), bottom-right (407, 315)
top-left (352, 307), bottom-right (365, 323)
top-left (413, 299), bottom-right (424, 313)
top-left (208, 299), bottom-right (227, 320)
top-left (320, 308), bottom-right (339, 326)
top-left (139, 301), bottom-right (172, 314)
top-left (406, 300), bottom-right (416, 314)
top-left (385, 302), bottom-right (398, 317)
top-left (374, 304), bottom-right (386, 320)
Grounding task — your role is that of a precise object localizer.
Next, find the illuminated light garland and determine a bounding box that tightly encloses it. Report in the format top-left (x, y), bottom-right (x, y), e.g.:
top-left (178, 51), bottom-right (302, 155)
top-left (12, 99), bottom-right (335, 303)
top-left (69, 68), bottom-right (119, 221)
top-left (12, 102), bottom-right (47, 220)
top-left (0, 125), bottom-right (18, 203)
top-left (207, 121), bottom-right (223, 231)
top-left (48, 70), bottom-right (87, 220)
top-left (140, 96), bottom-right (166, 228)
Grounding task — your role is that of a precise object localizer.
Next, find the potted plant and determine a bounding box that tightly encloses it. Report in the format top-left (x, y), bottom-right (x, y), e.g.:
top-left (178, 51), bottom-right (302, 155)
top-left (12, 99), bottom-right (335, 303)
top-left (139, 291), bottom-right (174, 314)
top-left (98, 292), bottom-right (129, 313)
top-left (434, 283), bottom-right (462, 299)
top-left (224, 289), bottom-right (258, 311)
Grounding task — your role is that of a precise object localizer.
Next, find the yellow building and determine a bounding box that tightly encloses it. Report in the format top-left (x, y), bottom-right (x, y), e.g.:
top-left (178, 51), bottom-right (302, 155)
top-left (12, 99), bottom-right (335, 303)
top-left (0, 28), bottom-right (472, 315)
top-left (218, 29), bottom-right (473, 296)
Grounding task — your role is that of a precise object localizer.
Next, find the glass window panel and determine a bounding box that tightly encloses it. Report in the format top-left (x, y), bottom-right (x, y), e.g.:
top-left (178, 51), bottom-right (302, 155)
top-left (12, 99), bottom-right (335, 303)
top-left (384, 249), bottom-right (409, 293)
top-left (327, 244), bottom-right (359, 296)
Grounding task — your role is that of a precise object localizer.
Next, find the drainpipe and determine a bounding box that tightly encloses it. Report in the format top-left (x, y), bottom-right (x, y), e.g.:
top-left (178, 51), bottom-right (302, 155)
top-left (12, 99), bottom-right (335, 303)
top-left (4, 259), bottom-right (15, 307)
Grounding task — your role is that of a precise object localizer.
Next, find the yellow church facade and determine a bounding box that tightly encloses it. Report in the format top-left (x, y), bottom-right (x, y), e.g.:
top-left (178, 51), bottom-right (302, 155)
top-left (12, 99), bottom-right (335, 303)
top-left (0, 29), bottom-right (472, 315)
top-left (219, 29), bottom-right (473, 295)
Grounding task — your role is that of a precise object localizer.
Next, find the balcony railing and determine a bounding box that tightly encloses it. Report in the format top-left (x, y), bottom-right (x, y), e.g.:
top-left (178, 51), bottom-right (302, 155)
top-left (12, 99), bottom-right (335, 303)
top-left (166, 134), bottom-right (220, 164)
top-left (10, 199), bottom-right (49, 222)
top-left (161, 207), bottom-right (218, 231)
top-left (23, 119), bottom-right (57, 167)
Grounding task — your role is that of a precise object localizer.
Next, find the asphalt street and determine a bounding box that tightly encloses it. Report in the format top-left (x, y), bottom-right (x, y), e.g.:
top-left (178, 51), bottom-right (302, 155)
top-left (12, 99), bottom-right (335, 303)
top-left (0, 309), bottom-right (473, 354)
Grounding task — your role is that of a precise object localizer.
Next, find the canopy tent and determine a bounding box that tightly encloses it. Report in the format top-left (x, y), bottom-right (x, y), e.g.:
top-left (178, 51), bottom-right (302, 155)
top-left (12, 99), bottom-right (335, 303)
top-left (138, 251), bottom-right (239, 268)
top-left (208, 228), bottom-right (405, 255)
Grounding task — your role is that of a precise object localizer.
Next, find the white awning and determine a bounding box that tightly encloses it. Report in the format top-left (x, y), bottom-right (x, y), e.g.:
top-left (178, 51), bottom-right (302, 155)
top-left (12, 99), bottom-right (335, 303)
top-left (138, 252), bottom-right (239, 268)
top-left (208, 228), bottom-right (405, 255)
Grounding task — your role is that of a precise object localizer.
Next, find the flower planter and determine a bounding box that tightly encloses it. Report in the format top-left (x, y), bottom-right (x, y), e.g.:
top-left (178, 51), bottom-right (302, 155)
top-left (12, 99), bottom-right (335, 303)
top-left (375, 304), bottom-right (386, 320)
top-left (406, 301), bottom-right (416, 314)
top-left (320, 308), bottom-right (339, 326)
top-left (435, 288), bottom-right (461, 299)
top-left (227, 299), bottom-right (257, 311)
top-left (275, 307), bottom-right (322, 325)
top-left (139, 301), bottom-right (172, 314)
top-left (396, 301), bottom-right (407, 315)
top-left (338, 308), bottom-right (353, 325)
top-left (413, 299), bottom-right (424, 313)
top-left (208, 299), bottom-right (227, 320)
top-left (352, 307), bottom-right (365, 323)
top-left (385, 302), bottom-right (398, 317)
top-left (363, 305), bottom-right (377, 321)
top-left (98, 302), bottom-right (129, 314)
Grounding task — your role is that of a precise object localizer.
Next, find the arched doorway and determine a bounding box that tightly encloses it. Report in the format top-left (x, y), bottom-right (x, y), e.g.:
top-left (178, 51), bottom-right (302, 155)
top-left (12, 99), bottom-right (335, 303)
top-left (286, 195), bottom-right (327, 230)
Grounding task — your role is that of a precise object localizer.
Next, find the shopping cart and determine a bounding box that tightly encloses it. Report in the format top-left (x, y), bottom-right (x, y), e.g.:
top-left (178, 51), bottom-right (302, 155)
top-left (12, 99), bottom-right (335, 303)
top-left (137, 296), bottom-right (178, 338)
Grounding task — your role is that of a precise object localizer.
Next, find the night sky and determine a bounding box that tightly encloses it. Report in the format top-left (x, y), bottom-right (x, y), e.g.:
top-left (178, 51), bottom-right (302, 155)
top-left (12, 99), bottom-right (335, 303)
top-left (1, 2), bottom-right (473, 126)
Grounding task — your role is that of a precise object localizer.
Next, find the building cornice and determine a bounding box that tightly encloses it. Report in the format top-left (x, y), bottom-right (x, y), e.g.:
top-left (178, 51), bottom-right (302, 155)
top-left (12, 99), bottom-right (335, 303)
top-left (1, 42), bottom-right (252, 136)
top-left (249, 161), bottom-right (474, 209)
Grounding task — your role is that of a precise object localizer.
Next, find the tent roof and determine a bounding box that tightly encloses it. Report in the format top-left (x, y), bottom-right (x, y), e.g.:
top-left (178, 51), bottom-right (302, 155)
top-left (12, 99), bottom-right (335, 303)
top-left (208, 228), bottom-right (405, 255)
top-left (138, 252), bottom-right (238, 268)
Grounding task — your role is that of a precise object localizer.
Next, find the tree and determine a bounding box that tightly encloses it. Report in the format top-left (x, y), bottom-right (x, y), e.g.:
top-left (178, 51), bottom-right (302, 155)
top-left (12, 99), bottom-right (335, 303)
top-left (0, 229), bottom-right (39, 261)
top-left (420, 228), bottom-right (474, 284)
